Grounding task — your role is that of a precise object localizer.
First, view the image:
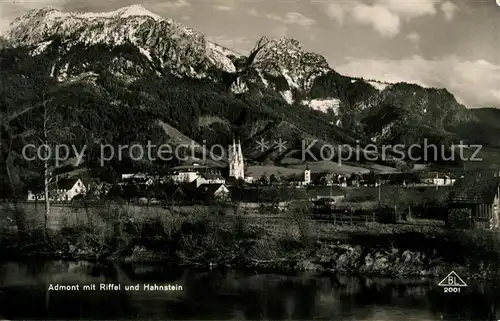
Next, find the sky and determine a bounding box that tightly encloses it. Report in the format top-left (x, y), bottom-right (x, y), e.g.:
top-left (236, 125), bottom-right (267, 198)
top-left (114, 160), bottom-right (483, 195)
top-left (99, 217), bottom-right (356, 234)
top-left (1, 0), bottom-right (499, 108)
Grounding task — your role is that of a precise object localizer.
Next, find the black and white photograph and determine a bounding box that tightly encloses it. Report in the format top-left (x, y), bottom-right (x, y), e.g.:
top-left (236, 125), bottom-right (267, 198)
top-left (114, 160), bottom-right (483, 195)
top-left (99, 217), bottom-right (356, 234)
top-left (0, 0), bottom-right (499, 319)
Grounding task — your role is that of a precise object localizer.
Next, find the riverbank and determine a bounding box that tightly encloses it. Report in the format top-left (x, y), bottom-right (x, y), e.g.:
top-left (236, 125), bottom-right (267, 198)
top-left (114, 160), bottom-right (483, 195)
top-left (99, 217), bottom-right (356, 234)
top-left (1, 202), bottom-right (499, 280)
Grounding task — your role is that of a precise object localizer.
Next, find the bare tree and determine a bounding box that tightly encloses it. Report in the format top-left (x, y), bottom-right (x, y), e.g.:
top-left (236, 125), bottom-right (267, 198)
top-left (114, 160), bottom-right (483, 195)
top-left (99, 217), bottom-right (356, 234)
top-left (42, 97), bottom-right (55, 230)
top-left (26, 94), bottom-right (74, 232)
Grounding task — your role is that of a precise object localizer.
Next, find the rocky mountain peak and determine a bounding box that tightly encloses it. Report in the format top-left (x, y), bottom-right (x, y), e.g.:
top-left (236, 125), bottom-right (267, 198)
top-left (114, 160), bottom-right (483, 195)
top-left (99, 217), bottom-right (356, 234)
top-left (107, 4), bottom-right (163, 20)
top-left (256, 37), bottom-right (329, 70)
top-left (6, 5), bottom-right (189, 47)
top-left (5, 5), bottom-right (237, 78)
top-left (267, 37), bottom-right (302, 53)
top-left (248, 36), bottom-right (329, 101)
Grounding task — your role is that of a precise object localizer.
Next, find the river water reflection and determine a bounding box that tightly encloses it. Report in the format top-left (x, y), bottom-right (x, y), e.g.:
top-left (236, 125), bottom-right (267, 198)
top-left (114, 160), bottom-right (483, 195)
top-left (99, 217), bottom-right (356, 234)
top-left (0, 260), bottom-right (498, 320)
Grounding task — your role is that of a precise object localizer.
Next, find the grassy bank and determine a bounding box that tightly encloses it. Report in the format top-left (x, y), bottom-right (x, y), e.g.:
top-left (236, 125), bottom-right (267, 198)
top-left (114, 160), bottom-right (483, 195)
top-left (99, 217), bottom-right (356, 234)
top-left (0, 201), bottom-right (499, 279)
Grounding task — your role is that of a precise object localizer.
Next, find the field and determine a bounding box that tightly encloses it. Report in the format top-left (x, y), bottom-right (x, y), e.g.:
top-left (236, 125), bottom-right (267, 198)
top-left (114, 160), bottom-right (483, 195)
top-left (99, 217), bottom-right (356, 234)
top-left (269, 146), bottom-right (500, 177)
top-left (9, 184), bottom-right (449, 231)
top-left (6, 196), bottom-right (445, 235)
top-left (3, 198), bottom-right (500, 280)
top-left (0, 203), bottom-right (445, 255)
top-left (246, 160), bottom-right (399, 178)
top-left (9, 202), bottom-right (226, 230)
top-left (344, 185), bottom-right (451, 202)
top-left (288, 161), bottom-right (372, 175)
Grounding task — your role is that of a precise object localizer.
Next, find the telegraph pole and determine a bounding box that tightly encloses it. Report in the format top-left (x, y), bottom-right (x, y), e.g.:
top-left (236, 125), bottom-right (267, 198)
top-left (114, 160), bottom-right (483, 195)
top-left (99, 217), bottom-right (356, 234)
top-left (378, 180), bottom-right (381, 205)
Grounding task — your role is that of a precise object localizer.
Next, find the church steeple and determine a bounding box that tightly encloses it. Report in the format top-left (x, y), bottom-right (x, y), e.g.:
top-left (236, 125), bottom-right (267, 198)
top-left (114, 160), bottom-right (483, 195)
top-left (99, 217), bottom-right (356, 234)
top-left (229, 137), bottom-right (245, 180)
top-left (238, 139), bottom-right (242, 160)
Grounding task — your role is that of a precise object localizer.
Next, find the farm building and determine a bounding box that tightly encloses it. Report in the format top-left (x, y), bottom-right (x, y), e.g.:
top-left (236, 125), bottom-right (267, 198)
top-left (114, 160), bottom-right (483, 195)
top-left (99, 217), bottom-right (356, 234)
top-left (196, 183), bottom-right (230, 202)
top-left (422, 172), bottom-right (456, 186)
top-left (179, 182), bottom-right (231, 205)
top-left (27, 177), bottom-right (91, 202)
top-left (446, 172), bottom-right (500, 229)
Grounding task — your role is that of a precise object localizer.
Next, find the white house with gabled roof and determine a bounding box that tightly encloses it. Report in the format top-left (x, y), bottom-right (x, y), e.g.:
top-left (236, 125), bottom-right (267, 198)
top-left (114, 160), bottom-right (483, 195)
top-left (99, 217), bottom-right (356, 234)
top-left (27, 177), bottom-right (90, 202)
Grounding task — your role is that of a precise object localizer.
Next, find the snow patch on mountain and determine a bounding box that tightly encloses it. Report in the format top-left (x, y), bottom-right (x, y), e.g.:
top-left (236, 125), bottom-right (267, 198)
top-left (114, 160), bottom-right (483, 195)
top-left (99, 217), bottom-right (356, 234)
top-left (301, 98), bottom-right (340, 114)
top-left (281, 90), bottom-right (294, 104)
top-left (206, 41), bottom-right (236, 73)
top-left (230, 78), bottom-right (249, 94)
top-left (138, 47), bottom-right (152, 61)
top-left (368, 81), bottom-right (390, 91)
top-left (75, 5), bottom-right (164, 21)
top-left (256, 69), bottom-right (269, 87)
top-left (281, 69), bottom-right (298, 89)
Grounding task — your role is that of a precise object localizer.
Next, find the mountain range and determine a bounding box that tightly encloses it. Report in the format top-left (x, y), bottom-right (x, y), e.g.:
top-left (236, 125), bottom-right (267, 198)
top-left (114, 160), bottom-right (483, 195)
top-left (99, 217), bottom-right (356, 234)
top-left (1, 4), bottom-right (499, 191)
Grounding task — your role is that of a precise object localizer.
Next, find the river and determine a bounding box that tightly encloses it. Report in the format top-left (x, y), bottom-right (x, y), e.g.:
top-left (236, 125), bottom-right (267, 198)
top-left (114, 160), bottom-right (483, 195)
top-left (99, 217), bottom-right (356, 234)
top-left (0, 260), bottom-right (497, 320)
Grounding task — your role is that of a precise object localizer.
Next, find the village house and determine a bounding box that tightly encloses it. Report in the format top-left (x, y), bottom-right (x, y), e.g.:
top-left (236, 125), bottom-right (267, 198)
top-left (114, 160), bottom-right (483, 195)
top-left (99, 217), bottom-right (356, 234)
top-left (27, 177), bottom-right (90, 202)
top-left (168, 164), bottom-right (225, 186)
top-left (121, 173), bottom-right (156, 185)
top-left (422, 172), bottom-right (456, 186)
top-left (309, 172), bottom-right (348, 187)
top-left (159, 184), bottom-right (186, 203)
top-left (168, 165), bottom-right (202, 184)
top-left (181, 182), bottom-right (230, 204)
top-left (195, 170), bottom-right (226, 187)
top-left (446, 172), bottom-right (500, 229)
top-left (197, 183), bottom-right (230, 202)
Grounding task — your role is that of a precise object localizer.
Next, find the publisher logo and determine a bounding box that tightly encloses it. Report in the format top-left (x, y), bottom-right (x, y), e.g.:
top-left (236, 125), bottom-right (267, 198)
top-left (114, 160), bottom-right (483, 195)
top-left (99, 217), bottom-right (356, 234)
top-left (438, 271), bottom-right (467, 293)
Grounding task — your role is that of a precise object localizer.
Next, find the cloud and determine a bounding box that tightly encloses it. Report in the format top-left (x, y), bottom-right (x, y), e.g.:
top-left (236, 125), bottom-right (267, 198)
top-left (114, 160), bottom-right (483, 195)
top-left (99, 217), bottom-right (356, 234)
top-left (248, 8), bottom-right (260, 16)
top-left (441, 1), bottom-right (459, 21)
top-left (155, 0), bottom-right (191, 10)
top-left (406, 32), bottom-right (420, 44)
top-left (336, 55), bottom-right (500, 107)
top-left (325, 3), bottom-right (348, 25)
top-left (265, 12), bottom-right (316, 27)
top-left (325, 0), bottom-right (457, 37)
top-left (350, 4), bottom-right (400, 37)
top-left (376, 0), bottom-right (440, 19)
top-left (213, 5), bottom-right (232, 11)
top-left (212, 0), bottom-right (237, 11)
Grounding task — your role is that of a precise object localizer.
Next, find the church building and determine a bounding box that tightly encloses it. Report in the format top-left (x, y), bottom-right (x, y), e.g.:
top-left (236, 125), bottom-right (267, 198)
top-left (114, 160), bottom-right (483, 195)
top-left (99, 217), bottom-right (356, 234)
top-left (229, 139), bottom-right (245, 180)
